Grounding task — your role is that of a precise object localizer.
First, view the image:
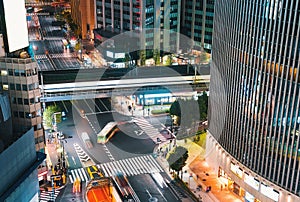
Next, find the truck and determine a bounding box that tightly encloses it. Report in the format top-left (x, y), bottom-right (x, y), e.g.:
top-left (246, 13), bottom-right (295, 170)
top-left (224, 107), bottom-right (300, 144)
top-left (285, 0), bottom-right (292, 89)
top-left (81, 132), bottom-right (93, 149)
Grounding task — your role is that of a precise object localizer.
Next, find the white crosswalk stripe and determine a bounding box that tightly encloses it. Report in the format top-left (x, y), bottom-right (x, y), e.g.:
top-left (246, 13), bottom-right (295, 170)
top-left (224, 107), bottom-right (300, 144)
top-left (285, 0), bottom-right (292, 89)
top-left (68, 155), bottom-right (163, 184)
top-left (44, 37), bottom-right (64, 40)
top-left (49, 53), bottom-right (77, 58)
top-left (35, 54), bottom-right (47, 59)
top-left (69, 167), bottom-right (89, 183)
top-left (99, 155), bottom-right (163, 177)
top-left (35, 53), bottom-right (77, 59)
top-left (133, 118), bottom-right (167, 143)
top-left (39, 189), bottom-right (60, 202)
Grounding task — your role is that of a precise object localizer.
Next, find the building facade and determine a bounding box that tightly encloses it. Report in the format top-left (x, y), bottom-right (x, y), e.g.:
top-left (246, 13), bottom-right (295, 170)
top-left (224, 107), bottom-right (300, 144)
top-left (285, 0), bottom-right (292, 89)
top-left (0, 58), bottom-right (44, 153)
top-left (0, 127), bottom-right (45, 202)
top-left (180, 0), bottom-right (214, 52)
top-left (95, 0), bottom-right (181, 53)
top-left (70, 0), bottom-right (95, 39)
top-left (208, 0), bottom-right (300, 202)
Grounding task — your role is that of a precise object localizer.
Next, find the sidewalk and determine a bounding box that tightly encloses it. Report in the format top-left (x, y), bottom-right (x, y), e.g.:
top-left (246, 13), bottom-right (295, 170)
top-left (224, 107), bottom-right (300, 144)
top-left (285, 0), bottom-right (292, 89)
top-left (156, 139), bottom-right (243, 202)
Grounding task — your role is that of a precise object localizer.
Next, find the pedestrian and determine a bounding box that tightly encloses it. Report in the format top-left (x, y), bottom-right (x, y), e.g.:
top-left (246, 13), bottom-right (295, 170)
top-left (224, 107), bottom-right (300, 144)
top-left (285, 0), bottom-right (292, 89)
top-left (196, 174), bottom-right (199, 180)
top-left (221, 184), bottom-right (223, 191)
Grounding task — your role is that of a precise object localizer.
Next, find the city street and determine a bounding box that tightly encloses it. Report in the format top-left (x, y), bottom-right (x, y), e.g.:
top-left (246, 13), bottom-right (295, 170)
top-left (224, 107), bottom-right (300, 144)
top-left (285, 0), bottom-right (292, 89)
top-left (128, 174), bottom-right (181, 202)
top-left (44, 98), bottom-right (195, 201)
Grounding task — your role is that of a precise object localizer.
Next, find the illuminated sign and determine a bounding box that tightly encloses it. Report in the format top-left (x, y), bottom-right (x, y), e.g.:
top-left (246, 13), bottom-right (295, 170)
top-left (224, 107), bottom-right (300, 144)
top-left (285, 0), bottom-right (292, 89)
top-left (260, 183), bottom-right (279, 202)
top-left (230, 163), bottom-right (243, 178)
top-left (106, 51), bottom-right (113, 58)
top-left (245, 192), bottom-right (255, 202)
top-left (244, 173), bottom-right (259, 190)
top-left (3, 0), bottom-right (29, 52)
top-left (115, 53), bottom-right (125, 58)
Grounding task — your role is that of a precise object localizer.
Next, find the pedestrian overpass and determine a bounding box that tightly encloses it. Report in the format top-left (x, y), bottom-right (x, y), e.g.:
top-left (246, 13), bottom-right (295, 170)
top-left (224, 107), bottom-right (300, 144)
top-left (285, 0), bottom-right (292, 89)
top-left (39, 65), bottom-right (210, 102)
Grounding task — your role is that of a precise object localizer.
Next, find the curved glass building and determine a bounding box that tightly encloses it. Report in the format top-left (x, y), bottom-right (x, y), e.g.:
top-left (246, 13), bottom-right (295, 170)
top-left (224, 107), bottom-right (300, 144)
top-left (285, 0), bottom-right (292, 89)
top-left (208, 0), bottom-right (300, 201)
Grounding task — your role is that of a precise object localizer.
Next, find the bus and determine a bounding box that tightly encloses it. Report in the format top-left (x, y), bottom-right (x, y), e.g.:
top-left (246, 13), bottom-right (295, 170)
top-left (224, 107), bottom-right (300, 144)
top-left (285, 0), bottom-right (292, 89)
top-left (97, 122), bottom-right (119, 144)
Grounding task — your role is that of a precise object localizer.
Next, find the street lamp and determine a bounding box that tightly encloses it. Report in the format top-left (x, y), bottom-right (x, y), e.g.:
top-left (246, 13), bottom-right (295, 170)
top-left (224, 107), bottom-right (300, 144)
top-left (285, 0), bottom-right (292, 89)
top-left (58, 139), bottom-right (67, 172)
top-left (52, 112), bottom-right (61, 131)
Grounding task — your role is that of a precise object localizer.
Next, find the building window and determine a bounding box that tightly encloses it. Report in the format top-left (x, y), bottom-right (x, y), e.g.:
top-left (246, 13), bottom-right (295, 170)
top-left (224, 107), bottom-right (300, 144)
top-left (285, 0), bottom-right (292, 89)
top-left (11, 97), bottom-right (16, 104)
top-left (14, 70), bottom-right (20, 76)
top-left (16, 84), bottom-right (21, 91)
top-left (19, 111), bottom-right (24, 118)
top-left (8, 69), bottom-right (13, 76)
top-left (18, 98), bottom-right (23, 105)
top-left (22, 84), bottom-right (28, 91)
top-left (28, 84), bottom-right (34, 90)
top-left (24, 99), bottom-right (29, 105)
top-left (13, 111), bottom-right (18, 117)
top-left (1, 70), bottom-right (7, 76)
top-left (2, 84), bottom-right (8, 90)
top-left (20, 70), bottom-right (25, 77)
top-left (25, 112), bottom-right (33, 118)
top-left (9, 83), bottom-right (15, 90)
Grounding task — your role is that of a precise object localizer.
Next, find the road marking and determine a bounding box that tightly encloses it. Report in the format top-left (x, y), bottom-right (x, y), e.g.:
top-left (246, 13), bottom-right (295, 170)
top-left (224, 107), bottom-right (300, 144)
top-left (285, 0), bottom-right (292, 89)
top-left (72, 156), bottom-right (76, 165)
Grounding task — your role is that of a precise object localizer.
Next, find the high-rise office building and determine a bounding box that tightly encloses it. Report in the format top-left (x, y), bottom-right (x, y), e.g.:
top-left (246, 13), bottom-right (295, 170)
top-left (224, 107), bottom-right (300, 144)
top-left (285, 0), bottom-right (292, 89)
top-left (208, 0), bottom-right (300, 202)
top-left (0, 0), bottom-right (44, 153)
top-left (0, 93), bottom-right (45, 202)
top-left (70, 0), bottom-right (95, 39)
top-left (94, 0), bottom-right (181, 53)
top-left (180, 0), bottom-right (214, 52)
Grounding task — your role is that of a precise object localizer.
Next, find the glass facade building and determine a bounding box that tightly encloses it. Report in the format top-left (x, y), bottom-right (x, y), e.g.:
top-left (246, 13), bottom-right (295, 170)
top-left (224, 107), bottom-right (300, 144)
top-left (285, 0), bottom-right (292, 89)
top-left (181, 0), bottom-right (214, 52)
top-left (95, 0), bottom-right (181, 52)
top-left (208, 0), bottom-right (300, 201)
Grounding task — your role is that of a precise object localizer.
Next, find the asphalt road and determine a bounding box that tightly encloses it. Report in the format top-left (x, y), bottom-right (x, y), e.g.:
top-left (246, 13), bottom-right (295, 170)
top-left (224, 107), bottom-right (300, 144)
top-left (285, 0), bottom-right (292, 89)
top-left (128, 174), bottom-right (181, 202)
top-left (54, 99), bottom-right (172, 167)
top-left (48, 99), bottom-right (191, 201)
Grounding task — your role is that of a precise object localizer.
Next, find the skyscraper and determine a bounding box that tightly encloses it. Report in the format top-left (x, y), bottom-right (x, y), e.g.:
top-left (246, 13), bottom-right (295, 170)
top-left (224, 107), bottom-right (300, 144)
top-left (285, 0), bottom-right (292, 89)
top-left (0, 93), bottom-right (45, 202)
top-left (0, 0), bottom-right (46, 187)
top-left (70, 0), bottom-right (95, 39)
top-left (0, 0), bottom-right (44, 153)
top-left (208, 0), bottom-right (300, 201)
top-left (94, 0), bottom-right (181, 52)
top-left (180, 0), bottom-right (215, 52)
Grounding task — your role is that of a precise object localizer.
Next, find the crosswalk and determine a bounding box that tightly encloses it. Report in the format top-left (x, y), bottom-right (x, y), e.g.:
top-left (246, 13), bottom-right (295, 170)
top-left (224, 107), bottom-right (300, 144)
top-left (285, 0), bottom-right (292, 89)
top-left (44, 37), bottom-right (65, 40)
top-left (39, 189), bottom-right (60, 202)
top-left (133, 118), bottom-right (167, 143)
top-left (35, 53), bottom-right (76, 60)
top-left (49, 53), bottom-right (77, 58)
top-left (99, 155), bottom-right (164, 177)
top-left (35, 54), bottom-right (47, 60)
top-left (68, 154), bottom-right (164, 183)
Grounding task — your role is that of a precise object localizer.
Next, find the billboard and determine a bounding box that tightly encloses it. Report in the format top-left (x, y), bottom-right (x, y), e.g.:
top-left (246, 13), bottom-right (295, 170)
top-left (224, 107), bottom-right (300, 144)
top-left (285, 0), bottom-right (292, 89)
top-left (3, 0), bottom-right (29, 52)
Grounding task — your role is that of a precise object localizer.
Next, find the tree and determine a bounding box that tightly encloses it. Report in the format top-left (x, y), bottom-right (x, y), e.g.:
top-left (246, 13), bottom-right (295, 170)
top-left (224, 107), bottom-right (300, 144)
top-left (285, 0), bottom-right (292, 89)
top-left (169, 99), bottom-right (181, 117)
top-left (197, 91), bottom-right (208, 121)
top-left (167, 146), bottom-right (189, 179)
top-left (139, 50), bottom-right (146, 66)
top-left (165, 55), bottom-right (172, 66)
top-left (124, 53), bottom-right (130, 68)
top-left (153, 49), bottom-right (160, 65)
top-left (199, 51), bottom-right (208, 64)
top-left (43, 105), bottom-right (61, 128)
